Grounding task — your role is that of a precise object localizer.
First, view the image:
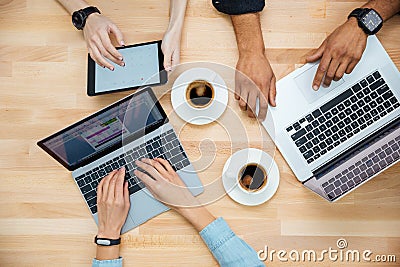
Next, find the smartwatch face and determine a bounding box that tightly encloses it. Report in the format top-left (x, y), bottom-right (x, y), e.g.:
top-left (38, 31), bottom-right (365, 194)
top-left (362, 10), bottom-right (382, 32)
top-left (72, 12), bottom-right (84, 29)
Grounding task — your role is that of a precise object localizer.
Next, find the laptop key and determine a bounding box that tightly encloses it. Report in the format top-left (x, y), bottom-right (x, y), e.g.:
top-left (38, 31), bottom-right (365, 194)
top-left (81, 184), bottom-right (92, 194)
top-left (360, 172), bottom-right (368, 180)
top-left (77, 179), bottom-right (85, 187)
top-left (90, 206), bottom-right (97, 214)
top-left (87, 197), bottom-right (97, 208)
top-left (84, 190), bottom-right (97, 201)
top-left (372, 71), bottom-right (381, 79)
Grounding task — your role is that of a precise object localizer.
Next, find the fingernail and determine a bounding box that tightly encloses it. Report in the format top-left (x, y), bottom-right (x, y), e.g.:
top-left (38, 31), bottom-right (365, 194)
top-left (111, 67), bottom-right (114, 71)
top-left (313, 85), bottom-right (318, 90)
top-left (120, 166), bottom-right (125, 171)
top-left (119, 57), bottom-right (123, 61)
top-left (121, 62), bottom-right (125, 67)
top-left (121, 41), bottom-right (125, 46)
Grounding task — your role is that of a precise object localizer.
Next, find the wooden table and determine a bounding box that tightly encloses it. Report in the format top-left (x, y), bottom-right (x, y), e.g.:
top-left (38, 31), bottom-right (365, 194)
top-left (0, 0), bottom-right (399, 266)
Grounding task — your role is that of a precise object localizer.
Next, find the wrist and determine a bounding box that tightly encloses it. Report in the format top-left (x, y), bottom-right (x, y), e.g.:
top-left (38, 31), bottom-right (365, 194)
top-left (97, 230), bottom-right (121, 240)
top-left (346, 17), bottom-right (368, 36)
top-left (178, 206), bottom-right (215, 232)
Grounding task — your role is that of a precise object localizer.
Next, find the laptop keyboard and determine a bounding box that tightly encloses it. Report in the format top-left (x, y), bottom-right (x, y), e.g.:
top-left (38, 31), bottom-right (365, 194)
top-left (286, 71), bottom-right (399, 164)
top-left (322, 135), bottom-right (400, 201)
top-left (74, 129), bottom-right (190, 214)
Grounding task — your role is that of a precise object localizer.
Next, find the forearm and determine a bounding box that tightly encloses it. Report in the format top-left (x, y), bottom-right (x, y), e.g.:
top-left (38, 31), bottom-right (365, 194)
top-left (178, 206), bottom-right (216, 232)
top-left (230, 13), bottom-right (265, 56)
top-left (56, 0), bottom-right (90, 15)
top-left (166, 0), bottom-right (188, 33)
top-left (96, 245), bottom-right (120, 261)
top-left (362, 0), bottom-right (400, 21)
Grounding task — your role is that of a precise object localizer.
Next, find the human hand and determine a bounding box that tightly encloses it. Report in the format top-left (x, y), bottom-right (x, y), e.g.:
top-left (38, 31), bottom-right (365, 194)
top-left (134, 158), bottom-right (215, 231)
top-left (161, 29), bottom-right (181, 71)
top-left (235, 53), bottom-right (277, 121)
top-left (83, 13), bottom-right (125, 71)
top-left (96, 168), bottom-right (130, 239)
top-left (134, 158), bottom-right (198, 210)
top-left (307, 18), bottom-right (368, 90)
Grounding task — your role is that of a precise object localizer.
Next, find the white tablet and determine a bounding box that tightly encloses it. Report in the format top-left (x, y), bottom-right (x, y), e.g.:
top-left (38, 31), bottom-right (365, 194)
top-left (87, 40), bottom-right (167, 96)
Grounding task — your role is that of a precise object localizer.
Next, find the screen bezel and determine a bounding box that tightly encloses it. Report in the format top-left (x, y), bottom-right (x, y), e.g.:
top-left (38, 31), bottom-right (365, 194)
top-left (37, 87), bottom-right (168, 171)
top-left (87, 40), bottom-right (168, 96)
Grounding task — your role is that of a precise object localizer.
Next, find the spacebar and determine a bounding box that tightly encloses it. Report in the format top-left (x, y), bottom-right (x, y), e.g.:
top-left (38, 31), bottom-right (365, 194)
top-left (320, 89), bottom-right (353, 112)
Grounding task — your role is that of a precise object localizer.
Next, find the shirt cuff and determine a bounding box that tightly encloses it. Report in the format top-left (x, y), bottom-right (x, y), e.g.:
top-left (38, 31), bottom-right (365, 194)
top-left (212, 0), bottom-right (265, 15)
top-left (199, 217), bottom-right (235, 251)
top-left (92, 257), bottom-right (123, 267)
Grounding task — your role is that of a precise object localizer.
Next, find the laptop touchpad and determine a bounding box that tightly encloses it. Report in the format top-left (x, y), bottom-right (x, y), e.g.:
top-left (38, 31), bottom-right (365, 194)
top-left (294, 63), bottom-right (345, 104)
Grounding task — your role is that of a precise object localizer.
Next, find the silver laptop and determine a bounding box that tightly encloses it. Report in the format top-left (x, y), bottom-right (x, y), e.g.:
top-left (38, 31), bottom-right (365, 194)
top-left (38, 87), bottom-right (204, 232)
top-left (262, 35), bottom-right (400, 202)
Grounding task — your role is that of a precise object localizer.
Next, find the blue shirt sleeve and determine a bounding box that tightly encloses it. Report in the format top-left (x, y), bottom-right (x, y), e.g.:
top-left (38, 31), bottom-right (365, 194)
top-left (92, 257), bottom-right (123, 267)
top-left (199, 217), bottom-right (264, 267)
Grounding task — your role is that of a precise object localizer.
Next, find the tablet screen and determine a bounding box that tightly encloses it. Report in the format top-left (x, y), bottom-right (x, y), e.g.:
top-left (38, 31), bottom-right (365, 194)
top-left (92, 41), bottom-right (164, 94)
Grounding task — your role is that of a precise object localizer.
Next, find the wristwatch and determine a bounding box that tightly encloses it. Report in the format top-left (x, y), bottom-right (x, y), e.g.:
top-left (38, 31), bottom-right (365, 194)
top-left (348, 8), bottom-right (383, 35)
top-left (72, 6), bottom-right (101, 30)
top-left (94, 235), bottom-right (121, 246)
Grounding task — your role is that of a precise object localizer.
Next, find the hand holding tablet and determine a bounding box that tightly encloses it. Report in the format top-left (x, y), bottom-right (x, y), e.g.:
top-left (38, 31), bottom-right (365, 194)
top-left (87, 40), bottom-right (168, 96)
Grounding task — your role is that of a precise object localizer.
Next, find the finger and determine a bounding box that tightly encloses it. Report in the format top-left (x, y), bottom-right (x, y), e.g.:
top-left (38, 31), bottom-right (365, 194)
top-left (144, 158), bottom-right (169, 176)
top-left (134, 169), bottom-right (156, 188)
top-left (101, 170), bottom-right (116, 202)
top-left (323, 58), bottom-right (340, 87)
top-left (97, 175), bottom-right (105, 200)
top-left (106, 169), bottom-right (118, 201)
top-left (110, 24), bottom-right (125, 47)
top-left (137, 159), bottom-right (164, 180)
top-left (312, 54), bottom-right (331, 91)
top-left (247, 91), bottom-right (257, 118)
top-left (171, 49), bottom-right (180, 69)
top-left (123, 181), bottom-right (130, 208)
top-left (114, 167), bottom-right (125, 200)
top-left (155, 158), bottom-right (174, 173)
top-left (334, 61), bottom-right (349, 81)
top-left (90, 44), bottom-right (114, 70)
top-left (238, 90), bottom-right (248, 111)
top-left (163, 51), bottom-right (172, 72)
top-left (345, 60), bottom-right (359, 74)
top-left (269, 76), bottom-right (277, 107)
top-left (234, 74), bottom-right (241, 100)
top-left (306, 41), bottom-right (326, 63)
top-left (99, 32), bottom-right (124, 66)
top-left (258, 91), bottom-right (269, 122)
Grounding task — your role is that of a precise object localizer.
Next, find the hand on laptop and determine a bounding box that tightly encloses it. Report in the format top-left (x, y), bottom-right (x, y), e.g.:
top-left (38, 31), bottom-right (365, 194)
top-left (235, 54), bottom-right (277, 121)
top-left (307, 17), bottom-right (367, 90)
top-left (135, 158), bottom-right (215, 231)
top-left (84, 13), bottom-right (125, 71)
top-left (96, 168), bottom-right (130, 239)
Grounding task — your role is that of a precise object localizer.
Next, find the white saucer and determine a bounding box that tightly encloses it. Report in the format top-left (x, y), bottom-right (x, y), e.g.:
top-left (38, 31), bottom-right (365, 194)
top-left (222, 148), bottom-right (280, 206)
top-left (171, 68), bottom-right (228, 125)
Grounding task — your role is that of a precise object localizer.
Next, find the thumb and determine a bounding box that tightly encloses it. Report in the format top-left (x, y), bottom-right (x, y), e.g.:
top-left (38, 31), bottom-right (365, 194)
top-left (306, 41), bottom-right (326, 63)
top-left (163, 49), bottom-right (172, 72)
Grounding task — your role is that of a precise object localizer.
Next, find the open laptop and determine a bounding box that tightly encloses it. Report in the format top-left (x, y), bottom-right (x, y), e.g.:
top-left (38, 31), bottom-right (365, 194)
top-left (38, 87), bottom-right (204, 232)
top-left (263, 35), bottom-right (400, 202)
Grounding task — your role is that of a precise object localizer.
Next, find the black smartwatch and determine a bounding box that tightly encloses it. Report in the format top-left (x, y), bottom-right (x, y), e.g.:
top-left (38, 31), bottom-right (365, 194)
top-left (72, 6), bottom-right (101, 30)
top-left (94, 236), bottom-right (121, 246)
top-left (348, 8), bottom-right (383, 35)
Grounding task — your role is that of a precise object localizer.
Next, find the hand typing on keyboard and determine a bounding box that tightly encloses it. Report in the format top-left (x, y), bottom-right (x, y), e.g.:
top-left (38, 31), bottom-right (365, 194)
top-left (134, 158), bottom-right (216, 232)
top-left (96, 168), bottom-right (130, 241)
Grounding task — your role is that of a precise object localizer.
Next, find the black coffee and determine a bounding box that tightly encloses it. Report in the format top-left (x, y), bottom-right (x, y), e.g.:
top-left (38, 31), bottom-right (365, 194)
top-left (186, 80), bottom-right (214, 107)
top-left (239, 164), bottom-right (267, 191)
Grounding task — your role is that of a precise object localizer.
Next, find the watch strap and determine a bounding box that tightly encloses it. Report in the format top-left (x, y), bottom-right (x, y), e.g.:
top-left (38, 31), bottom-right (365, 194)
top-left (94, 235), bottom-right (121, 246)
top-left (72, 6), bottom-right (101, 30)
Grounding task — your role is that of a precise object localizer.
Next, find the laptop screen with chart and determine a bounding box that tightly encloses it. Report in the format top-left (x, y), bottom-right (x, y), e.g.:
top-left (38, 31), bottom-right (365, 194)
top-left (87, 40), bottom-right (167, 96)
top-left (39, 89), bottom-right (165, 169)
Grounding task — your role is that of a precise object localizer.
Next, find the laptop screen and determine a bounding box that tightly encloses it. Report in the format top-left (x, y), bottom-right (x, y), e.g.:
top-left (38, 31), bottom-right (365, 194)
top-left (38, 88), bottom-right (166, 170)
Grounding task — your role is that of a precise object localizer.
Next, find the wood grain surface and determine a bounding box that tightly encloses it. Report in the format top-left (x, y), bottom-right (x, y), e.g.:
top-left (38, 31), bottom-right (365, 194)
top-left (0, 0), bottom-right (399, 266)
